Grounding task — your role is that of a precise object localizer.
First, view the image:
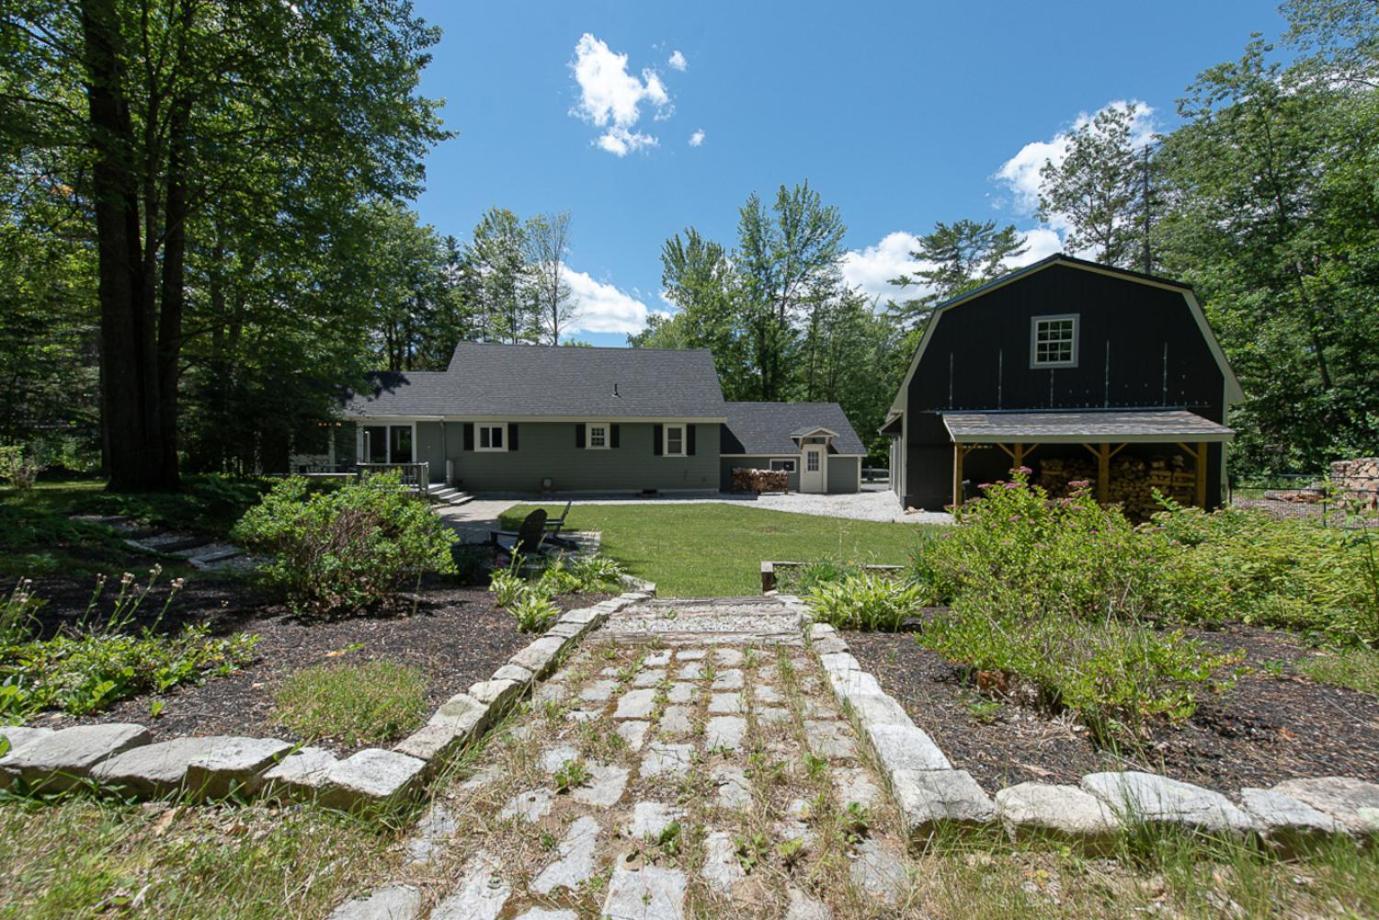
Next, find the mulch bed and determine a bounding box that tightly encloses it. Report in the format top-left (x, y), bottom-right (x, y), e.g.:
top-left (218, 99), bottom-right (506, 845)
top-left (28, 572), bottom-right (609, 755)
top-left (846, 622), bottom-right (1379, 793)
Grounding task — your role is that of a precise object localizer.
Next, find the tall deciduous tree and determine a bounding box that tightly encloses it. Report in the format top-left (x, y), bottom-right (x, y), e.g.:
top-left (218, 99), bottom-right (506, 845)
top-left (3, 0), bottom-right (445, 489)
top-left (734, 182), bottom-right (847, 400)
top-left (525, 211), bottom-right (574, 345)
top-left (1157, 26), bottom-right (1379, 473)
top-left (462, 207), bottom-right (536, 344)
top-left (1037, 102), bottom-right (1154, 270)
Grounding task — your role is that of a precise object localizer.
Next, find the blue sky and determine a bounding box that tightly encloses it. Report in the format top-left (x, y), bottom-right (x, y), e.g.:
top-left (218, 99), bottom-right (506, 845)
top-left (409, 1), bottom-right (1288, 346)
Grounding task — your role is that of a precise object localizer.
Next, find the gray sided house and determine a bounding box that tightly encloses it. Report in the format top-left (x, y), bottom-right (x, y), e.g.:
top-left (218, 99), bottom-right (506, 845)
top-left (340, 342), bottom-right (864, 495)
top-left (884, 255), bottom-right (1243, 511)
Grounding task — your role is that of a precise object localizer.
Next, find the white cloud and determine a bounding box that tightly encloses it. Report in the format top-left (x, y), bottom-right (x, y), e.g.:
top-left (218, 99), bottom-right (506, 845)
top-left (569, 33), bottom-right (673, 156)
top-left (564, 266), bottom-right (652, 334)
top-left (1013, 227), bottom-right (1063, 265)
top-left (841, 227), bottom-right (1063, 307)
top-left (668, 50), bottom-right (687, 71)
top-left (840, 231), bottom-right (923, 306)
top-left (995, 99), bottom-right (1155, 220)
top-left (688, 129), bottom-right (705, 147)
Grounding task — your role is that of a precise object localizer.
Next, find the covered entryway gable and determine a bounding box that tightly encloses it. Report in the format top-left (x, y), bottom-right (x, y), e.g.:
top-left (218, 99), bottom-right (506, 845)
top-left (791, 427), bottom-right (839, 494)
top-left (941, 409), bottom-right (1234, 510)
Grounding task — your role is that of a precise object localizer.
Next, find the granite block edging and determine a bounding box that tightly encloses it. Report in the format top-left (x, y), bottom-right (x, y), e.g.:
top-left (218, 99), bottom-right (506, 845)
top-left (794, 609), bottom-right (1379, 851)
top-left (0, 588), bottom-right (652, 814)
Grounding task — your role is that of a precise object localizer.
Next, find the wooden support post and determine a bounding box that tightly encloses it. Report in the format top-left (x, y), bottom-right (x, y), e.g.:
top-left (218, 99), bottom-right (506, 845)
top-left (952, 442), bottom-right (965, 508)
top-left (1096, 443), bottom-right (1110, 505)
top-left (1195, 441), bottom-right (1208, 508)
top-left (1013, 442), bottom-right (1025, 470)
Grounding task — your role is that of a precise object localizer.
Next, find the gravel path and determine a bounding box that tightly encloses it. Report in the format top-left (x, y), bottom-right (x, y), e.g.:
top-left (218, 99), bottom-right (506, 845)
top-left (442, 491), bottom-right (951, 525)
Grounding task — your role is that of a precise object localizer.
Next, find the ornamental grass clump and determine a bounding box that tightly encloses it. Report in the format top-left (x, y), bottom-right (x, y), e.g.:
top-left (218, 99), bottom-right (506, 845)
top-left (233, 473), bottom-right (456, 616)
top-left (912, 471), bottom-right (1241, 744)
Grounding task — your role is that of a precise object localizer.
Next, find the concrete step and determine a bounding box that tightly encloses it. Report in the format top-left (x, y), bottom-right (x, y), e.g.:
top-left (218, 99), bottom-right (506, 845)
top-left (429, 487), bottom-right (474, 507)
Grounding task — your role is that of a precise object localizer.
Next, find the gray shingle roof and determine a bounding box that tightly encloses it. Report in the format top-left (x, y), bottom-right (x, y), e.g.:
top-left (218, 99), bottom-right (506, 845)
top-left (344, 342), bottom-right (727, 419)
top-left (941, 409), bottom-right (1234, 443)
top-left (723, 403), bottom-right (867, 455)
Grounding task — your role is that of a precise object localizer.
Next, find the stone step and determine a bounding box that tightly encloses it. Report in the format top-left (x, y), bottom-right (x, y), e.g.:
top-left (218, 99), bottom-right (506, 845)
top-left (429, 487), bottom-right (473, 507)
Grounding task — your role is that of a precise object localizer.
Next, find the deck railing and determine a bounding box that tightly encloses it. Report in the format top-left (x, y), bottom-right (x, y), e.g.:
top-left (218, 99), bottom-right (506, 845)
top-left (356, 461), bottom-right (430, 497)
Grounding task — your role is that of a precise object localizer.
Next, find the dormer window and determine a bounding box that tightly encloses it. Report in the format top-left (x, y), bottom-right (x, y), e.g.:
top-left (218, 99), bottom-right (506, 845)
top-left (1031, 314), bottom-right (1078, 368)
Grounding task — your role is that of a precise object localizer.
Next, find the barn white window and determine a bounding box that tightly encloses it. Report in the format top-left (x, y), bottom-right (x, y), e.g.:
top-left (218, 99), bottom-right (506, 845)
top-left (588, 423), bottom-right (609, 449)
top-left (1031, 314), bottom-right (1079, 368)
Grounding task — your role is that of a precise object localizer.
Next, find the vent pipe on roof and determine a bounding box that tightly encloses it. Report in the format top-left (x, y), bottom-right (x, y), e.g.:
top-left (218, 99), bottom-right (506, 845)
top-left (613, 383), bottom-right (621, 398)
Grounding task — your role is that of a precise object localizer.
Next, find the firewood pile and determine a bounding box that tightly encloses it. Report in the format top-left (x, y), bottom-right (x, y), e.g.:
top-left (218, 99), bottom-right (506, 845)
top-left (1331, 457), bottom-right (1379, 508)
top-left (731, 467), bottom-right (789, 494)
top-left (1036, 453), bottom-right (1196, 519)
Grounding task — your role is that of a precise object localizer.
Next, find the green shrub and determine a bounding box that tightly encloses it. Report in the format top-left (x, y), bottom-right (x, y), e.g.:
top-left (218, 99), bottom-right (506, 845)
top-left (910, 473), bottom-right (1241, 743)
top-left (509, 591), bottom-right (560, 633)
top-left (1146, 500), bottom-right (1379, 645)
top-left (922, 594), bottom-right (1241, 742)
top-left (272, 660), bottom-right (428, 747)
top-left (0, 446), bottom-right (41, 490)
top-left (232, 474), bottom-right (456, 615)
top-left (805, 572), bottom-right (922, 631)
top-left (910, 471), bottom-right (1170, 621)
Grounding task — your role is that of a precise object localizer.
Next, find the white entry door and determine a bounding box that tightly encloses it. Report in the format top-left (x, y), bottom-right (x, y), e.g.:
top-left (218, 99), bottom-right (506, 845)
top-left (801, 446), bottom-right (826, 493)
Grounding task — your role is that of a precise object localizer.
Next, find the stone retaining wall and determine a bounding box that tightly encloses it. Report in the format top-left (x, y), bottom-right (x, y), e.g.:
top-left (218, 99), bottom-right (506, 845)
top-left (792, 605), bottom-right (1379, 850)
top-left (0, 587), bottom-right (653, 811)
top-left (1332, 457), bottom-right (1379, 509)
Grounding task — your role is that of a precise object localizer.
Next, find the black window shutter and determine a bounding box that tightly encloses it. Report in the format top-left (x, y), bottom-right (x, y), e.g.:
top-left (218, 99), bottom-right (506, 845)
top-left (463, 423), bottom-right (474, 451)
top-left (653, 423), bottom-right (663, 456)
top-left (509, 423), bottom-right (519, 451)
top-left (575, 424), bottom-right (585, 448)
top-left (687, 424), bottom-right (696, 456)
top-left (610, 424), bottom-right (620, 448)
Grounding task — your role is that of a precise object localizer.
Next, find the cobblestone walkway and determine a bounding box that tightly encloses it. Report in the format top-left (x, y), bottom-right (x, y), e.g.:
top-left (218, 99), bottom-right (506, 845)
top-left (332, 597), bottom-right (921, 919)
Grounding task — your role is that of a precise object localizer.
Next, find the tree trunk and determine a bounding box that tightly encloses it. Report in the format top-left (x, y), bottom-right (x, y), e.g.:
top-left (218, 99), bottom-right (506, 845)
top-left (81, 0), bottom-right (167, 491)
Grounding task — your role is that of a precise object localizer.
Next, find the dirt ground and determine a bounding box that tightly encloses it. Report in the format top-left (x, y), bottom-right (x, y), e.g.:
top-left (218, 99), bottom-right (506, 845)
top-left (846, 623), bottom-right (1379, 793)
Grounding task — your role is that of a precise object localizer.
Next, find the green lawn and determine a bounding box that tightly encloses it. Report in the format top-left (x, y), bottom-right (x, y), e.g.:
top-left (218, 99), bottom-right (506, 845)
top-left (502, 503), bottom-right (932, 597)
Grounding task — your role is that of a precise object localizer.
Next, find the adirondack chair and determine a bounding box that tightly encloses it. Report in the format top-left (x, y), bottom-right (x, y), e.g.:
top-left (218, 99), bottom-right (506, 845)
top-left (490, 509), bottom-right (549, 556)
top-left (543, 501), bottom-right (574, 540)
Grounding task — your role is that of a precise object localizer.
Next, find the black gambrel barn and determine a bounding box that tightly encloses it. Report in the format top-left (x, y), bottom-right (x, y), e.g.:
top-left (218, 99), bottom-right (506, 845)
top-left (883, 255), bottom-right (1244, 513)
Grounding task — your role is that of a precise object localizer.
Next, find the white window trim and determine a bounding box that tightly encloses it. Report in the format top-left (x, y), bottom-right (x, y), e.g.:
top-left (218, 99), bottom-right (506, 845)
top-left (476, 422), bottom-right (508, 452)
top-left (769, 458), bottom-right (797, 472)
top-left (663, 423), bottom-right (687, 457)
top-left (586, 422), bottom-right (610, 450)
top-left (1030, 313), bottom-right (1079, 369)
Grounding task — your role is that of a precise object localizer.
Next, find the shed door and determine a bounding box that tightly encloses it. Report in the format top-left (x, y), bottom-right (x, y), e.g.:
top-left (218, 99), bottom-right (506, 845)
top-left (801, 446), bottom-right (826, 493)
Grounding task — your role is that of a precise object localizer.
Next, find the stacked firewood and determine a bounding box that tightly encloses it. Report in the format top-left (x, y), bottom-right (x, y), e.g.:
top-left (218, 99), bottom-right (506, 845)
top-left (1331, 457), bottom-right (1379, 509)
top-left (1036, 453), bottom-right (1194, 520)
top-left (731, 467), bottom-right (789, 493)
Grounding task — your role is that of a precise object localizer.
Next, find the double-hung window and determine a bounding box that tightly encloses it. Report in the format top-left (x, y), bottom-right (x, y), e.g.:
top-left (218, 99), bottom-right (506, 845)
top-left (663, 424), bottom-right (686, 457)
top-left (588, 423), bottom-right (609, 449)
top-left (1031, 314), bottom-right (1079, 368)
top-left (477, 423), bottom-right (506, 452)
